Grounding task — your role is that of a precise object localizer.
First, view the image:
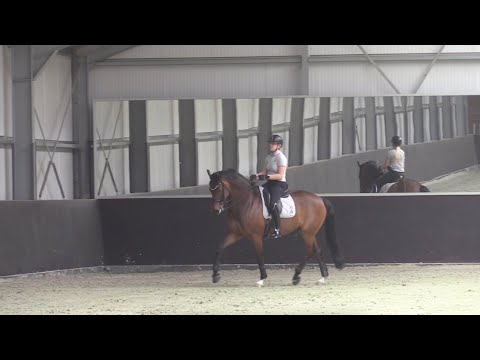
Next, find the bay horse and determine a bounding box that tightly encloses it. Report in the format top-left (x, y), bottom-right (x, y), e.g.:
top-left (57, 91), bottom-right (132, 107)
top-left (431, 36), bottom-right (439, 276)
top-left (207, 169), bottom-right (345, 287)
top-left (357, 160), bottom-right (431, 193)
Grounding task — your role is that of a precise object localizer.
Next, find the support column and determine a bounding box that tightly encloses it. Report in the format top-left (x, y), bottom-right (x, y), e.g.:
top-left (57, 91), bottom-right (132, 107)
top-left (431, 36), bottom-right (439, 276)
top-left (317, 98), bottom-right (330, 160)
top-left (365, 97), bottom-right (377, 150)
top-left (72, 55), bottom-right (93, 198)
top-left (179, 100), bottom-right (197, 187)
top-left (221, 99), bottom-right (238, 170)
top-left (413, 96), bottom-right (424, 143)
top-left (257, 98), bottom-right (272, 171)
top-left (288, 98), bottom-right (304, 166)
top-left (342, 98), bottom-right (355, 155)
top-left (12, 45), bottom-right (34, 200)
top-left (383, 97), bottom-right (396, 145)
top-left (442, 96), bottom-right (453, 139)
top-left (455, 96), bottom-right (466, 137)
top-left (429, 96), bottom-right (440, 140)
top-left (129, 100), bottom-right (149, 193)
top-left (401, 97), bottom-right (409, 145)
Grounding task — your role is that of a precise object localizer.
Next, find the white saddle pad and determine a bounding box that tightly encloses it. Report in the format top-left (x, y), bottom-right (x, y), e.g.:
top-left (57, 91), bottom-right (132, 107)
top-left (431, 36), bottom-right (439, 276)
top-left (380, 182), bottom-right (396, 193)
top-left (259, 185), bottom-right (296, 219)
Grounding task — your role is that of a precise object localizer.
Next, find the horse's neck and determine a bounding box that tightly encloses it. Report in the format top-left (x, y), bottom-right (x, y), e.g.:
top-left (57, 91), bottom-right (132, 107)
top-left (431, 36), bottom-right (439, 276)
top-left (227, 181), bottom-right (258, 212)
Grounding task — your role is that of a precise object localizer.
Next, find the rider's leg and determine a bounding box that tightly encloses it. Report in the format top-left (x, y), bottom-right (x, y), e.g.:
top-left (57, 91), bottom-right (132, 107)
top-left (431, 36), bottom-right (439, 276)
top-left (268, 181), bottom-right (282, 238)
top-left (376, 171), bottom-right (394, 192)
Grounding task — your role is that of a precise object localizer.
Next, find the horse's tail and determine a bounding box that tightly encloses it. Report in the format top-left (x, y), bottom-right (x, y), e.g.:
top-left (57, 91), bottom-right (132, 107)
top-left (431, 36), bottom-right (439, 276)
top-left (420, 184), bottom-right (431, 192)
top-left (322, 198), bottom-right (345, 270)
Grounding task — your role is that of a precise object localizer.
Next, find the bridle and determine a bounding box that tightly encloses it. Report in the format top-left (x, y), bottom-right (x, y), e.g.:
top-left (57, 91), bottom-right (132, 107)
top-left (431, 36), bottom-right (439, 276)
top-left (209, 179), bottom-right (232, 212)
top-left (209, 175), bottom-right (258, 213)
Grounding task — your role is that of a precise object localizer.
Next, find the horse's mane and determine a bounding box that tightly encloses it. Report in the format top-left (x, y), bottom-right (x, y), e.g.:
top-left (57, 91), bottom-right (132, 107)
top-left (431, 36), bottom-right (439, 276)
top-left (363, 160), bottom-right (378, 168)
top-left (360, 161), bottom-right (382, 179)
top-left (210, 169), bottom-right (251, 187)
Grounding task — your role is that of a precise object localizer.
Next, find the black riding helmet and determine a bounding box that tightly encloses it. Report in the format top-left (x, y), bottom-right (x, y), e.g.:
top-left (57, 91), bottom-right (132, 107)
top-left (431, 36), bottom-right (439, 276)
top-left (391, 135), bottom-right (402, 147)
top-left (268, 134), bottom-right (283, 147)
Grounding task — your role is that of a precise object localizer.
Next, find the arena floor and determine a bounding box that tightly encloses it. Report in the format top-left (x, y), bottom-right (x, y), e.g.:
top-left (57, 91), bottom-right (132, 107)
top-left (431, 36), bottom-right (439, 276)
top-left (2, 264), bottom-right (480, 315)
top-left (422, 165), bottom-right (480, 192)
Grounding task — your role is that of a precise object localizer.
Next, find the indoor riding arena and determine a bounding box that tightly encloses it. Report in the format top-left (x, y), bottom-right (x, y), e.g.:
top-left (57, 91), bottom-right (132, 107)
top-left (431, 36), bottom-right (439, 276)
top-left (1, 45), bottom-right (480, 315)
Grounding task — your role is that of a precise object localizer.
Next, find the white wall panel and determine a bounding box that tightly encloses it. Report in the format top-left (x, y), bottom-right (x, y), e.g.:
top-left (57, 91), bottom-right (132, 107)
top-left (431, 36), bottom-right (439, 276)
top-left (443, 45), bottom-right (480, 53)
top-left (149, 144), bottom-right (180, 191)
top-left (310, 60), bottom-right (480, 97)
top-left (309, 45), bottom-right (442, 55)
top-left (303, 97), bottom-right (320, 119)
top-left (309, 45), bottom-right (363, 55)
top-left (418, 61), bottom-right (480, 95)
top-left (94, 101), bottom-right (130, 196)
top-left (33, 54), bottom-right (72, 141)
top-left (111, 45), bottom-right (303, 59)
top-left (361, 45), bottom-right (442, 54)
top-left (146, 100), bottom-right (180, 191)
top-left (0, 148), bottom-right (12, 200)
top-left (36, 151), bottom-right (74, 199)
top-left (237, 99), bottom-right (259, 175)
top-left (272, 98), bottom-right (291, 157)
top-left (195, 99), bottom-right (222, 185)
top-left (303, 97), bottom-right (320, 164)
top-left (95, 147), bottom-right (130, 196)
top-left (147, 100), bottom-right (179, 136)
top-left (89, 63), bottom-right (301, 100)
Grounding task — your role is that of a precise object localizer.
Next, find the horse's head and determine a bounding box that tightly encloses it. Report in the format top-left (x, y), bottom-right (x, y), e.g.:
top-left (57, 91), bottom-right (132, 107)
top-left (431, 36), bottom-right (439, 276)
top-left (358, 161), bottom-right (383, 193)
top-left (207, 169), bottom-right (232, 215)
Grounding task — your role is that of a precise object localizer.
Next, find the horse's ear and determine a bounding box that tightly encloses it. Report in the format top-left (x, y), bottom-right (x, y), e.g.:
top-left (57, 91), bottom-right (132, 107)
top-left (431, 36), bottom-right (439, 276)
top-left (207, 169), bottom-right (211, 178)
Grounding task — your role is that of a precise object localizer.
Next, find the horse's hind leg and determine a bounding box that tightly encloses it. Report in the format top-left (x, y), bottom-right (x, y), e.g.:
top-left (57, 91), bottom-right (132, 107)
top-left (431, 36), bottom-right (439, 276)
top-left (212, 233), bottom-right (242, 283)
top-left (292, 233), bottom-right (316, 286)
top-left (314, 239), bottom-right (328, 284)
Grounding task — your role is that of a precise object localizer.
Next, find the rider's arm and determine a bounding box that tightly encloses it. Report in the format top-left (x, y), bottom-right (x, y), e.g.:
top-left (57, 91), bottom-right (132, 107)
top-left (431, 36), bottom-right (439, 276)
top-left (267, 166), bottom-right (286, 181)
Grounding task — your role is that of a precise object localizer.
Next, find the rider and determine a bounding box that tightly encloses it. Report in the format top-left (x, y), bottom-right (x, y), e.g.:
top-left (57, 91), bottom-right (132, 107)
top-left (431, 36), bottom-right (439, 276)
top-left (375, 135), bottom-right (405, 192)
top-left (250, 134), bottom-right (288, 239)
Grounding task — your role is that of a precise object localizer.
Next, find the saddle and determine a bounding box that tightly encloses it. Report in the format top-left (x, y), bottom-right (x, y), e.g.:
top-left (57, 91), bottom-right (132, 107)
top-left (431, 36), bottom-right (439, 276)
top-left (379, 175), bottom-right (404, 193)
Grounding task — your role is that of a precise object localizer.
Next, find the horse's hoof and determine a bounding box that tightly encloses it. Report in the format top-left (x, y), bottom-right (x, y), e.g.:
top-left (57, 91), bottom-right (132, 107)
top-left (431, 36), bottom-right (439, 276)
top-left (335, 258), bottom-right (346, 270)
top-left (318, 278), bottom-right (325, 284)
top-left (255, 279), bottom-right (264, 287)
top-left (292, 277), bottom-right (301, 286)
top-left (212, 274), bottom-right (221, 283)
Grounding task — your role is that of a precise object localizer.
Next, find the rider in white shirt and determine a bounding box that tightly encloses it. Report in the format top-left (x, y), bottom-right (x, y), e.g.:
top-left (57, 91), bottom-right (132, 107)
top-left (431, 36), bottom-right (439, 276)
top-left (375, 135), bottom-right (405, 192)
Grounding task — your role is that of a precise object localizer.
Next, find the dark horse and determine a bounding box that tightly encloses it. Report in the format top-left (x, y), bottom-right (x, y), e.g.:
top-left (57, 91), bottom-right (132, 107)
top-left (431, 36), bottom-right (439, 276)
top-left (357, 160), bottom-right (430, 193)
top-left (207, 169), bottom-right (345, 287)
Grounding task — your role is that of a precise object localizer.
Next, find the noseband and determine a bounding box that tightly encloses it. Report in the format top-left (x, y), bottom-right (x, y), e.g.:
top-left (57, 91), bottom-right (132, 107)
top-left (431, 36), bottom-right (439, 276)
top-left (209, 180), bottom-right (231, 211)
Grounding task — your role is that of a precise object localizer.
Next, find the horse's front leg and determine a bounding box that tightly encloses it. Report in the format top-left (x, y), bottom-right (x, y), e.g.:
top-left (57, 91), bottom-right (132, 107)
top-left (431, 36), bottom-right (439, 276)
top-left (212, 232), bottom-right (242, 283)
top-left (251, 234), bottom-right (267, 287)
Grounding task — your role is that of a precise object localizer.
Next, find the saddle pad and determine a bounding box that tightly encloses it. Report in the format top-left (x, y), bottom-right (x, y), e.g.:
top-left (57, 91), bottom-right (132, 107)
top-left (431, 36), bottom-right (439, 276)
top-left (259, 185), bottom-right (296, 219)
top-left (380, 182), bottom-right (396, 193)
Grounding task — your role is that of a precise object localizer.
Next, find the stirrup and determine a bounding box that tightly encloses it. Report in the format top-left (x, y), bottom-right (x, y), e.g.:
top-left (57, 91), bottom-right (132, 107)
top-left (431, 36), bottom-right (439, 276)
top-left (271, 229), bottom-right (281, 239)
